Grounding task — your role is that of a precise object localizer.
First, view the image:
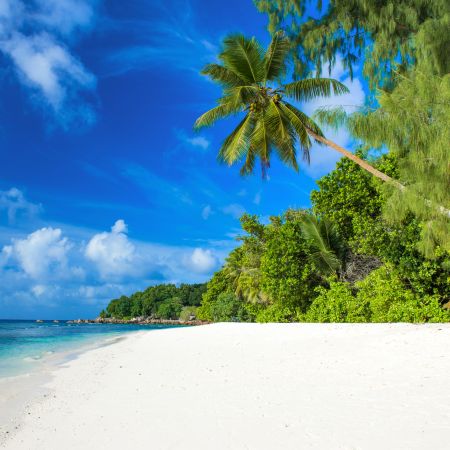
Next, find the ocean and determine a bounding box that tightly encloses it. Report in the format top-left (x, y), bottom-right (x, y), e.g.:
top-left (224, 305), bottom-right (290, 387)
top-left (0, 320), bottom-right (176, 378)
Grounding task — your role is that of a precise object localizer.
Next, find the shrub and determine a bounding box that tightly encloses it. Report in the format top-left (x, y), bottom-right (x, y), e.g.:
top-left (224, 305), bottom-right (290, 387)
top-left (179, 306), bottom-right (198, 322)
top-left (302, 265), bottom-right (450, 323)
top-left (256, 303), bottom-right (298, 323)
top-left (302, 281), bottom-right (370, 323)
top-left (156, 297), bottom-right (183, 320)
top-left (210, 293), bottom-right (244, 322)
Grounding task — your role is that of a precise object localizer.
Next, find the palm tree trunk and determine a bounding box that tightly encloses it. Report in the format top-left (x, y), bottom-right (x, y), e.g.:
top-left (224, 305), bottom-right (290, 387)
top-left (306, 129), bottom-right (405, 190)
top-left (307, 129), bottom-right (450, 218)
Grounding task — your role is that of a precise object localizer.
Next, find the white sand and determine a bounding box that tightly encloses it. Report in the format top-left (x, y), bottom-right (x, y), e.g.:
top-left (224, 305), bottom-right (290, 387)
top-left (2, 323), bottom-right (450, 450)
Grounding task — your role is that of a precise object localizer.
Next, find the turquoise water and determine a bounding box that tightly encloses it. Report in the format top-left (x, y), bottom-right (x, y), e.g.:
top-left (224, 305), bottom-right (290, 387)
top-left (0, 320), bottom-right (176, 378)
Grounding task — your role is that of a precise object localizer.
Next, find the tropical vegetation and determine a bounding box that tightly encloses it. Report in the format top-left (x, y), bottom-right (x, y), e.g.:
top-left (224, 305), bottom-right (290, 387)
top-left (101, 283), bottom-right (206, 321)
top-left (102, 0), bottom-right (449, 324)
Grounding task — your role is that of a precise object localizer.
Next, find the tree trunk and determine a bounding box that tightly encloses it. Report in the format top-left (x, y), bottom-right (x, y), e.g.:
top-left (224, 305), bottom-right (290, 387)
top-left (306, 129), bottom-right (405, 190)
top-left (307, 129), bottom-right (450, 218)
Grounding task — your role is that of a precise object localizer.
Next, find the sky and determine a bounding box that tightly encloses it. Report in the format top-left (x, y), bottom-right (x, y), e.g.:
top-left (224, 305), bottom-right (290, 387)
top-left (0, 0), bottom-right (366, 319)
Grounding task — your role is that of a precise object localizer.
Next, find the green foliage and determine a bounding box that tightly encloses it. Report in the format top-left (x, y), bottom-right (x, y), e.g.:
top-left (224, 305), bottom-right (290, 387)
top-left (260, 213), bottom-right (319, 312)
top-left (157, 297), bottom-right (183, 320)
top-left (209, 293), bottom-right (245, 322)
top-left (348, 71), bottom-right (450, 255)
top-left (311, 152), bottom-right (449, 299)
top-left (256, 1), bottom-right (450, 255)
top-left (302, 281), bottom-right (370, 323)
top-left (311, 153), bottom-right (397, 242)
top-left (254, 0), bottom-right (450, 87)
top-left (196, 270), bottom-right (232, 321)
top-left (255, 303), bottom-right (298, 323)
top-left (304, 265), bottom-right (450, 323)
top-left (198, 209), bottom-right (346, 322)
top-left (179, 306), bottom-right (198, 322)
top-left (104, 283), bottom-right (206, 320)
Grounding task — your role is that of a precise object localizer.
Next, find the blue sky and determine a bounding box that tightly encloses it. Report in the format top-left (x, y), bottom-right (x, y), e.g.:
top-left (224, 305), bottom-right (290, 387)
top-left (0, 0), bottom-right (366, 319)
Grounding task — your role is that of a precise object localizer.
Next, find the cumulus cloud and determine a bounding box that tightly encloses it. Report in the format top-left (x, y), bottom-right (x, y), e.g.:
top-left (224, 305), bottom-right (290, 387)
top-left (0, 187), bottom-right (41, 223)
top-left (0, 0), bottom-right (97, 126)
top-left (188, 248), bottom-right (218, 274)
top-left (2, 227), bottom-right (76, 280)
top-left (0, 217), bottom-right (227, 316)
top-left (85, 219), bottom-right (137, 279)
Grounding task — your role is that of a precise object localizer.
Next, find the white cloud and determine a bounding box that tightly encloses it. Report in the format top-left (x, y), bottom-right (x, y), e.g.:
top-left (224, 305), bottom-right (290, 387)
top-left (175, 129), bottom-right (211, 151)
top-left (300, 59), bottom-right (366, 177)
top-left (186, 135), bottom-right (210, 150)
top-left (85, 220), bottom-right (137, 279)
top-left (201, 205), bottom-right (212, 220)
top-left (222, 203), bottom-right (245, 219)
top-left (0, 0), bottom-right (97, 126)
top-left (253, 192), bottom-right (261, 205)
top-left (188, 248), bottom-right (218, 274)
top-left (32, 0), bottom-right (95, 36)
top-left (3, 227), bottom-right (74, 280)
top-left (0, 187), bottom-right (41, 223)
top-left (0, 217), bottom-right (230, 315)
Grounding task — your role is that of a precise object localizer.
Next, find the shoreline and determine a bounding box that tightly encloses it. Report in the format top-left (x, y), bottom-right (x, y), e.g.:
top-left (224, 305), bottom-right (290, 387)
top-left (2, 323), bottom-right (450, 449)
top-left (0, 332), bottom-right (137, 445)
top-left (66, 318), bottom-right (210, 326)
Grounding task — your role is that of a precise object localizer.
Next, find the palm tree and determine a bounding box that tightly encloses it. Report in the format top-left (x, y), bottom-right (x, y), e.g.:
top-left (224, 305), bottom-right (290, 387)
top-left (299, 214), bottom-right (346, 276)
top-left (194, 31), bottom-right (401, 186)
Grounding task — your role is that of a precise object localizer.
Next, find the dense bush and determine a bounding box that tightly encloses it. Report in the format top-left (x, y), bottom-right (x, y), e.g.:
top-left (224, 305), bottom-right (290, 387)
top-left (209, 293), bottom-right (244, 322)
top-left (304, 265), bottom-right (450, 323)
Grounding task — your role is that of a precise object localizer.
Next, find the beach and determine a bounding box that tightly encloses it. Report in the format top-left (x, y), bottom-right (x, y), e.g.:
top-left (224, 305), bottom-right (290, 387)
top-left (2, 323), bottom-right (450, 449)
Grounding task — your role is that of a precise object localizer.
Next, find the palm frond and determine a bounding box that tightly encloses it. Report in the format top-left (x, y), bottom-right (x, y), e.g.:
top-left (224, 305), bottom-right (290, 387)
top-left (283, 102), bottom-right (324, 138)
top-left (300, 215), bottom-right (342, 275)
top-left (220, 34), bottom-right (264, 84)
top-left (266, 100), bottom-right (298, 170)
top-left (202, 63), bottom-right (248, 87)
top-left (221, 85), bottom-right (260, 107)
top-left (194, 102), bottom-right (241, 129)
top-left (240, 146), bottom-right (257, 176)
top-left (250, 112), bottom-right (271, 166)
top-left (277, 102), bottom-right (312, 163)
top-left (283, 78), bottom-right (349, 102)
top-left (218, 114), bottom-right (255, 164)
top-left (263, 30), bottom-right (290, 81)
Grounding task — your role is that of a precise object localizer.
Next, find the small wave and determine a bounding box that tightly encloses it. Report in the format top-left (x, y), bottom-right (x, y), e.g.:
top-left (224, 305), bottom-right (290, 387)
top-left (23, 356), bottom-right (41, 362)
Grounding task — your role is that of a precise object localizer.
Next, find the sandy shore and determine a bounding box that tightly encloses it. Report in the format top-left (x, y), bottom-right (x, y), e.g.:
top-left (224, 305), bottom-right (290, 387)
top-left (2, 323), bottom-right (450, 449)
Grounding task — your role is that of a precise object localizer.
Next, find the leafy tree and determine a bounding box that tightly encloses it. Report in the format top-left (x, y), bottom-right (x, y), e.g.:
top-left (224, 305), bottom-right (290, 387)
top-left (254, 0), bottom-right (450, 87)
top-left (197, 270), bottom-right (232, 321)
top-left (157, 297), bottom-right (183, 320)
top-left (260, 211), bottom-right (320, 313)
top-left (311, 154), bottom-right (449, 299)
top-left (209, 292), bottom-right (245, 322)
top-left (103, 283), bottom-right (207, 320)
top-left (255, 1), bottom-right (450, 253)
top-left (194, 31), bottom-right (399, 185)
top-left (348, 71), bottom-right (450, 255)
top-left (130, 292), bottom-right (143, 317)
